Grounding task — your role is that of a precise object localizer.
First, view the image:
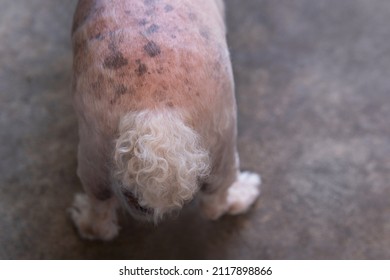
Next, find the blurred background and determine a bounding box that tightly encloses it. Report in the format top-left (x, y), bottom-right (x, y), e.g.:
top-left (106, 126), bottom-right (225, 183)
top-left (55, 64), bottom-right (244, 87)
top-left (0, 0), bottom-right (389, 259)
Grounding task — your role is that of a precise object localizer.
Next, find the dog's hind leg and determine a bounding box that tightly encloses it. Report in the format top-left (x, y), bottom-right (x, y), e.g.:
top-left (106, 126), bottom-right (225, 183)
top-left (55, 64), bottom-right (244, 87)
top-left (69, 193), bottom-right (119, 241)
top-left (69, 135), bottom-right (120, 241)
top-left (200, 131), bottom-right (261, 220)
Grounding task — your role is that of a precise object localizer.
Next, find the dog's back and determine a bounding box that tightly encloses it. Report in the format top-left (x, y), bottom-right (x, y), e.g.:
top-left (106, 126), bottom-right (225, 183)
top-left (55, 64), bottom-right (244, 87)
top-left (72, 0), bottom-right (233, 127)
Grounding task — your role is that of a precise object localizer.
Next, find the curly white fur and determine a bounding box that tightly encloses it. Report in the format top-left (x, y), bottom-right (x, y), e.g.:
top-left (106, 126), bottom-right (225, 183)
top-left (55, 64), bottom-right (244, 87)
top-left (114, 110), bottom-right (210, 220)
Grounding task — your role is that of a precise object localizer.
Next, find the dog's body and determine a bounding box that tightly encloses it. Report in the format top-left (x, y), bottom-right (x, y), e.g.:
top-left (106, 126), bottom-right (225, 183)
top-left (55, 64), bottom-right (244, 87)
top-left (71, 0), bottom-right (260, 240)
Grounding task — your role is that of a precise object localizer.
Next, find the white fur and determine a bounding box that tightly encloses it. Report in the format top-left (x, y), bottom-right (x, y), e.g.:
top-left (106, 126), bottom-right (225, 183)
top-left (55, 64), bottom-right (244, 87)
top-left (69, 193), bottom-right (119, 241)
top-left (227, 172), bottom-right (261, 215)
top-left (200, 171), bottom-right (261, 220)
top-left (114, 110), bottom-right (210, 221)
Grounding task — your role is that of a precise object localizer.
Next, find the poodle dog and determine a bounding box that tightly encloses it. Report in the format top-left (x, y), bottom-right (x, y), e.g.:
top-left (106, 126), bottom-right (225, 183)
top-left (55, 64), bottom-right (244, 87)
top-left (70, 0), bottom-right (261, 240)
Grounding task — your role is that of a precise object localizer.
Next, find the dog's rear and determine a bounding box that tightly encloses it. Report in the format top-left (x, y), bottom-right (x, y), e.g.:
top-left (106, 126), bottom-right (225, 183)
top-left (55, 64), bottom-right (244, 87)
top-left (114, 110), bottom-right (209, 222)
top-left (70, 0), bottom-right (260, 240)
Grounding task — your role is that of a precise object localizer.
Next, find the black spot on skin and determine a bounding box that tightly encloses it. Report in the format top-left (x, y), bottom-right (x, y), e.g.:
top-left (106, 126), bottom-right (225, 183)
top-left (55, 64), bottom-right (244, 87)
top-left (188, 12), bottom-right (197, 21)
top-left (171, 34), bottom-right (176, 39)
top-left (103, 32), bottom-right (128, 69)
top-left (144, 41), bottom-right (161, 57)
top-left (144, 0), bottom-right (156, 6)
top-left (164, 4), bottom-right (174, 12)
top-left (92, 33), bottom-right (105, 41)
top-left (146, 24), bottom-right (159, 34)
top-left (107, 31), bottom-right (124, 51)
top-left (110, 96), bottom-right (118, 105)
top-left (166, 101), bottom-right (174, 107)
top-left (199, 28), bottom-right (210, 40)
top-left (115, 84), bottom-right (127, 95)
top-left (104, 52), bottom-right (128, 69)
top-left (135, 59), bottom-right (148, 76)
top-left (139, 18), bottom-right (148, 26)
top-left (125, 10), bottom-right (131, 15)
top-left (143, 0), bottom-right (157, 14)
top-left (145, 8), bottom-right (155, 16)
top-left (90, 74), bottom-right (105, 99)
top-left (111, 84), bottom-right (134, 105)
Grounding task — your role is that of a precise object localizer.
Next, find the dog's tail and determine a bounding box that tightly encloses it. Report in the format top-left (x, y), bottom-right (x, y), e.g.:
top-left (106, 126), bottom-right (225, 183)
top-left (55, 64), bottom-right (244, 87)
top-left (113, 110), bottom-right (210, 220)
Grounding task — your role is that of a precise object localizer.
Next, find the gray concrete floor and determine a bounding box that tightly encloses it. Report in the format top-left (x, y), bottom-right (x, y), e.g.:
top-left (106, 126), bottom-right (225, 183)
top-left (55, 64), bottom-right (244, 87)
top-left (0, 0), bottom-right (389, 259)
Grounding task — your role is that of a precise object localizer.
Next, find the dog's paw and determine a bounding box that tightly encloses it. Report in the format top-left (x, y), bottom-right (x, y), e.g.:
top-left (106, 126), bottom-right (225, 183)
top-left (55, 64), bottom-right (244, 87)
top-left (69, 193), bottom-right (119, 241)
top-left (201, 196), bottom-right (229, 220)
top-left (226, 172), bottom-right (261, 215)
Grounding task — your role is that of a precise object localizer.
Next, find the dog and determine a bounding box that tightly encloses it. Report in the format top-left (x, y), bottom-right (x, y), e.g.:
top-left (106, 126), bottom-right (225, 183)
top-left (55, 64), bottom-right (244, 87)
top-left (70, 0), bottom-right (261, 240)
